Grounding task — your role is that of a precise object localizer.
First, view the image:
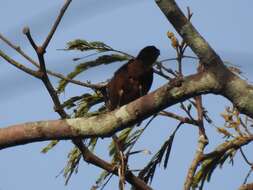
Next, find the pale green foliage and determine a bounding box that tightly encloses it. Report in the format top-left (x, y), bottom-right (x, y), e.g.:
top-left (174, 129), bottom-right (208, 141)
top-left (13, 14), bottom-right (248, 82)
top-left (66, 39), bottom-right (112, 52)
top-left (57, 54), bottom-right (129, 93)
top-left (41, 140), bottom-right (59, 153)
top-left (63, 147), bottom-right (82, 185)
top-left (192, 149), bottom-right (236, 190)
top-left (138, 125), bottom-right (179, 184)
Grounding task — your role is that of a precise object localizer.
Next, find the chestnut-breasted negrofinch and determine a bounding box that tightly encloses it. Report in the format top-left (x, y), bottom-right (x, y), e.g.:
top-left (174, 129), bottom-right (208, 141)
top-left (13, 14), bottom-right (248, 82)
top-left (107, 46), bottom-right (160, 110)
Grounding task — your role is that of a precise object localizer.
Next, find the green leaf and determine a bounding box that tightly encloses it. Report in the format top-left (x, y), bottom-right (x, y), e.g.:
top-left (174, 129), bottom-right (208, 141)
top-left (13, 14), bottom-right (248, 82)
top-left (95, 170), bottom-right (111, 188)
top-left (66, 39), bottom-right (112, 52)
top-left (61, 94), bottom-right (91, 109)
top-left (41, 140), bottom-right (59, 153)
top-left (109, 128), bottom-right (133, 156)
top-left (57, 54), bottom-right (128, 93)
top-left (139, 129), bottom-right (179, 184)
top-left (192, 149), bottom-right (236, 189)
top-left (63, 147), bottom-right (82, 185)
top-left (163, 132), bottom-right (176, 169)
top-left (87, 137), bottom-right (98, 152)
top-left (73, 92), bottom-right (104, 118)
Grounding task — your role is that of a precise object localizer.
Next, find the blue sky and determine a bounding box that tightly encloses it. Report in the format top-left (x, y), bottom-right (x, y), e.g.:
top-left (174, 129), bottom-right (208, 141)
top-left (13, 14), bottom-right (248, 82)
top-left (1, 1), bottom-right (253, 190)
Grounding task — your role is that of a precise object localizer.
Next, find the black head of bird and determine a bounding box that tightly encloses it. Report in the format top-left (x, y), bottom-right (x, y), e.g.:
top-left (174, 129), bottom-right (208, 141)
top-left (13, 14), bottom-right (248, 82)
top-left (136, 45), bottom-right (160, 65)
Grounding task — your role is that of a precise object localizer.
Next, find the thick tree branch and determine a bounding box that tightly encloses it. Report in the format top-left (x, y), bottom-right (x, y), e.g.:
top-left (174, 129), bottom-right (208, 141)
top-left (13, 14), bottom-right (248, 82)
top-left (0, 71), bottom-right (220, 149)
top-left (155, 0), bottom-right (222, 66)
top-left (239, 183), bottom-right (253, 190)
top-left (222, 76), bottom-right (253, 118)
top-left (156, 0), bottom-right (253, 118)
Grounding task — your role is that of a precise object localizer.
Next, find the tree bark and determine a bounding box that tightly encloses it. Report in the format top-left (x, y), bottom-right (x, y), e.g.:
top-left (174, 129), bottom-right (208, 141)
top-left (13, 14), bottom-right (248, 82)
top-left (0, 71), bottom-right (219, 149)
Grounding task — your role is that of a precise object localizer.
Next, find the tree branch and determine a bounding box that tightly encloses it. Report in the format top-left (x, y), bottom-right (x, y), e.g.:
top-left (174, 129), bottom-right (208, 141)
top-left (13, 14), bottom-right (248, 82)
top-left (239, 183), bottom-right (253, 190)
top-left (0, 32), bottom-right (105, 89)
top-left (184, 94), bottom-right (208, 190)
top-left (155, 0), bottom-right (222, 66)
top-left (2, 2), bottom-right (151, 188)
top-left (74, 140), bottom-right (152, 190)
top-left (155, 0), bottom-right (253, 118)
top-left (159, 110), bottom-right (197, 125)
top-left (22, 0), bottom-right (72, 118)
top-left (200, 136), bottom-right (253, 162)
top-left (0, 71), bottom-right (220, 149)
top-left (184, 135), bottom-right (208, 190)
top-left (42, 0), bottom-right (72, 50)
top-left (0, 49), bottom-right (41, 78)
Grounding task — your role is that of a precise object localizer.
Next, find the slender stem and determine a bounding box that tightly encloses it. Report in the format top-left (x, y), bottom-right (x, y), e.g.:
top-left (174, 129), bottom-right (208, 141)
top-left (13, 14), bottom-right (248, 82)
top-left (38, 53), bottom-right (68, 117)
top-left (184, 134), bottom-right (208, 190)
top-left (127, 114), bottom-right (157, 155)
top-left (74, 140), bottom-right (152, 190)
top-left (184, 86), bottom-right (208, 190)
top-left (240, 148), bottom-right (252, 167)
top-left (22, 27), bottom-right (37, 50)
top-left (160, 55), bottom-right (198, 63)
top-left (0, 49), bottom-right (41, 78)
top-left (153, 68), bottom-right (172, 80)
top-left (42, 0), bottom-right (72, 50)
top-left (0, 32), bottom-right (38, 67)
top-left (159, 110), bottom-right (197, 125)
top-left (242, 169), bottom-right (253, 185)
top-left (0, 32), bottom-right (105, 89)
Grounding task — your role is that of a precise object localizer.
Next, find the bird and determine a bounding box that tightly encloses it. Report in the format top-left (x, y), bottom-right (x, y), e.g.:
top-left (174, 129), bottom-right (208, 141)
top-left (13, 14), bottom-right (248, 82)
top-left (104, 46), bottom-right (160, 189)
top-left (106, 45), bottom-right (160, 110)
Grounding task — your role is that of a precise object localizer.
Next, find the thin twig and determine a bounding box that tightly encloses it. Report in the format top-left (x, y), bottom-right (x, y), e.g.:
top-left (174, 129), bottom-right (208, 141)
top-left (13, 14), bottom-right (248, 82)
top-left (111, 48), bottom-right (133, 58)
top-left (159, 110), bottom-right (197, 125)
top-left (184, 92), bottom-right (208, 190)
top-left (22, 27), bottom-right (37, 50)
top-left (240, 147), bottom-right (253, 167)
top-left (127, 114), bottom-right (158, 155)
top-left (156, 61), bottom-right (177, 77)
top-left (100, 173), bottom-right (114, 190)
top-left (0, 32), bottom-right (104, 89)
top-left (72, 52), bottom-right (101, 61)
top-left (160, 55), bottom-right (198, 63)
top-left (240, 118), bottom-right (252, 135)
top-left (74, 140), bottom-right (152, 190)
top-left (112, 135), bottom-right (126, 190)
top-left (153, 68), bottom-right (172, 80)
top-left (0, 49), bottom-right (41, 78)
top-left (23, 28), bottom-right (68, 117)
top-left (243, 169), bottom-right (253, 185)
top-left (21, 0), bottom-right (73, 117)
top-left (195, 96), bottom-right (206, 137)
top-left (187, 6), bottom-right (193, 20)
top-left (42, 0), bottom-right (72, 50)
top-left (0, 32), bottom-right (38, 67)
top-left (180, 102), bottom-right (196, 122)
top-left (176, 47), bottom-right (183, 75)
